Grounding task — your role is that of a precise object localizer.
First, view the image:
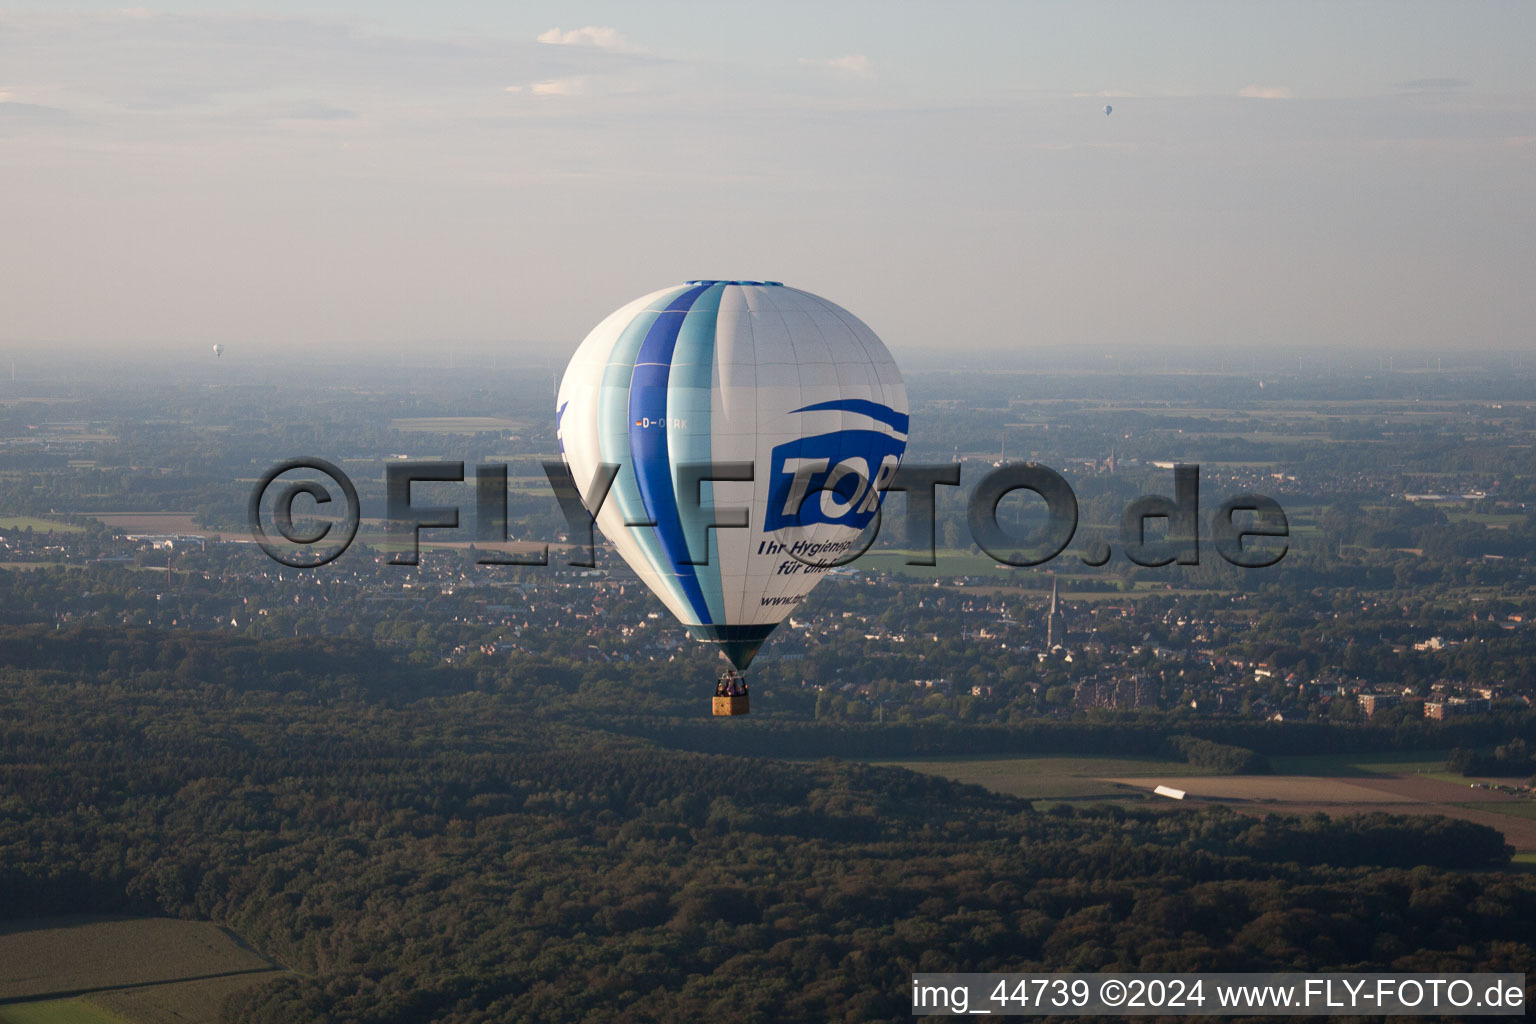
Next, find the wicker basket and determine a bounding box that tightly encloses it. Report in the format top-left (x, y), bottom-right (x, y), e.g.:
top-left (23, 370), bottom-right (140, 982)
top-left (712, 694), bottom-right (750, 716)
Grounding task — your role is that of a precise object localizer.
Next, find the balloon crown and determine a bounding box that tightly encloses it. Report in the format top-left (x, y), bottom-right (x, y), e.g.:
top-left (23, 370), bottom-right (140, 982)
top-left (684, 280), bottom-right (783, 287)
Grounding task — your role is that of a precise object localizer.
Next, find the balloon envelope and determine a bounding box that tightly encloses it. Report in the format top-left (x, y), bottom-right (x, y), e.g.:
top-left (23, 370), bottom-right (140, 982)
top-left (212, 344), bottom-right (223, 358)
top-left (1104, 105), bottom-right (1112, 115)
top-left (556, 281), bottom-right (907, 669)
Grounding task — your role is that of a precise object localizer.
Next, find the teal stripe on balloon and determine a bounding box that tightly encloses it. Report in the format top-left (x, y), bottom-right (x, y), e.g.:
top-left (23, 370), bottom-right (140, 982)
top-left (667, 283), bottom-right (725, 624)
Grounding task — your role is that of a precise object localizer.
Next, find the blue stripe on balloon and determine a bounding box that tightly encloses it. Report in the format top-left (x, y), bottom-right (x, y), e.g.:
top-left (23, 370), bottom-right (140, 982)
top-left (598, 292), bottom-right (686, 601)
top-left (628, 283), bottom-right (714, 625)
top-left (789, 398), bottom-right (909, 435)
top-left (668, 283), bottom-right (726, 624)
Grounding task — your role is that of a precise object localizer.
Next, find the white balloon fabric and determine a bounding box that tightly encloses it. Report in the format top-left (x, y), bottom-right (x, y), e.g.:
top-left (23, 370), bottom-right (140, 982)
top-left (556, 281), bottom-right (908, 670)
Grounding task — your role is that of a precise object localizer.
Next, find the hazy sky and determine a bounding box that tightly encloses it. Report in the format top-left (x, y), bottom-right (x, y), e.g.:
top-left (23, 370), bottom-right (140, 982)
top-left (3, 1), bottom-right (1533, 362)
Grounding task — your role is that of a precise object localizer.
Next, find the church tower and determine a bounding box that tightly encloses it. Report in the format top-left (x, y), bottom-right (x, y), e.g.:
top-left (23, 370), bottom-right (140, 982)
top-left (1046, 576), bottom-right (1066, 649)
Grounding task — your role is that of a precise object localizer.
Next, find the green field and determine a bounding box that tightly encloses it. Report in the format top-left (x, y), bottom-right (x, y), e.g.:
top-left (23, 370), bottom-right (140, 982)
top-left (865, 754), bottom-right (1216, 801)
top-left (0, 916), bottom-right (281, 1023)
top-left (1446, 512), bottom-right (1524, 527)
top-left (1266, 751), bottom-right (1456, 779)
top-left (852, 549), bottom-right (1233, 598)
top-left (390, 416), bottom-right (521, 434)
top-left (0, 1001), bottom-right (128, 1024)
top-left (91, 973), bottom-right (284, 1024)
top-left (1463, 801), bottom-right (1536, 821)
top-left (859, 549), bottom-right (1134, 579)
top-left (858, 549), bottom-right (1021, 578)
top-left (870, 751), bottom-right (1480, 803)
top-left (0, 517), bottom-right (85, 533)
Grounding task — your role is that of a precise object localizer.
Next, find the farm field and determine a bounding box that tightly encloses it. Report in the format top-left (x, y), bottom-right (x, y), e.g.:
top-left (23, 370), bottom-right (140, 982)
top-left (0, 999), bottom-right (129, 1024)
top-left (855, 549), bottom-right (1219, 595)
top-left (390, 416), bottom-right (521, 433)
top-left (875, 751), bottom-right (1536, 852)
top-left (865, 755), bottom-right (1219, 801)
top-left (1471, 801), bottom-right (1536, 821)
top-left (90, 515), bottom-right (206, 536)
top-left (0, 517), bottom-right (85, 533)
top-left (88, 972), bottom-right (286, 1024)
top-left (360, 535), bottom-right (575, 554)
top-left (1233, 800), bottom-right (1536, 852)
top-left (1104, 773), bottom-right (1536, 852)
top-left (1266, 751), bottom-right (1455, 778)
top-left (0, 916), bottom-right (280, 1017)
top-left (1103, 774), bottom-right (1420, 803)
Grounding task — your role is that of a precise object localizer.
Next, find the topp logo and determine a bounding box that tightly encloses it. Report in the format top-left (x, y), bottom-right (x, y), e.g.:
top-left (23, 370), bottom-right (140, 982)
top-left (763, 401), bottom-right (907, 532)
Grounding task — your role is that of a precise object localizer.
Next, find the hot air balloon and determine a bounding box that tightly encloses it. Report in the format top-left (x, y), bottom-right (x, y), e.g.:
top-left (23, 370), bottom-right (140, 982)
top-left (1104, 104), bottom-right (1112, 116)
top-left (212, 344), bottom-right (223, 358)
top-left (556, 281), bottom-right (907, 714)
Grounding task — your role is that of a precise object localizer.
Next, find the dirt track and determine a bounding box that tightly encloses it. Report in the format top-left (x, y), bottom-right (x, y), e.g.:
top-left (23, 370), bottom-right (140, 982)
top-left (1102, 775), bottom-right (1416, 803)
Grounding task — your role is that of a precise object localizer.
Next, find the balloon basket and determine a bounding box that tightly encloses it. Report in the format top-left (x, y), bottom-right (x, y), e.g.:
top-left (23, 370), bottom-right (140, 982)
top-left (713, 669), bottom-right (750, 716)
top-left (712, 694), bottom-right (749, 716)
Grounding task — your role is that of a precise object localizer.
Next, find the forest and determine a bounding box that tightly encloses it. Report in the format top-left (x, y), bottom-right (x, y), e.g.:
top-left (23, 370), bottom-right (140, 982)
top-left (0, 625), bottom-right (1531, 1023)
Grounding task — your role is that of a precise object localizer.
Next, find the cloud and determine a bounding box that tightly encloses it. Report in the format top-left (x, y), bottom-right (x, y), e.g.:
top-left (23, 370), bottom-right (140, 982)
top-left (1238, 85), bottom-right (1293, 99)
top-left (529, 76), bottom-right (587, 98)
top-left (1394, 77), bottom-right (1472, 91)
top-left (536, 26), bottom-right (641, 52)
top-left (0, 100), bottom-right (73, 123)
top-left (274, 102), bottom-right (357, 122)
top-left (1036, 141), bottom-right (1137, 152)
top-left (800, 54), bottom-right (874, 79)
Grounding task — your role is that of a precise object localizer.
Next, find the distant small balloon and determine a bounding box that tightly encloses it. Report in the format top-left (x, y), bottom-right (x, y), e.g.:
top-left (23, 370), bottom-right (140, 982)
top-left (1104, 105), bottom-right (1113, 116)
top-left (213, 344), bottom-right (223, 358)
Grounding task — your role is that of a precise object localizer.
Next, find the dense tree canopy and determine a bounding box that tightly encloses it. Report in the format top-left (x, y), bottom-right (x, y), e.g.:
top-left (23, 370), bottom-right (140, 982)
top-left (0, 628), bottom-right (1530, 1023)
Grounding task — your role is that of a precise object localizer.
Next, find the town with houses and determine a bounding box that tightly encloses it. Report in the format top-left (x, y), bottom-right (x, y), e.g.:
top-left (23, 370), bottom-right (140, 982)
top-left (2, 509), bottom-right (1528, 731)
